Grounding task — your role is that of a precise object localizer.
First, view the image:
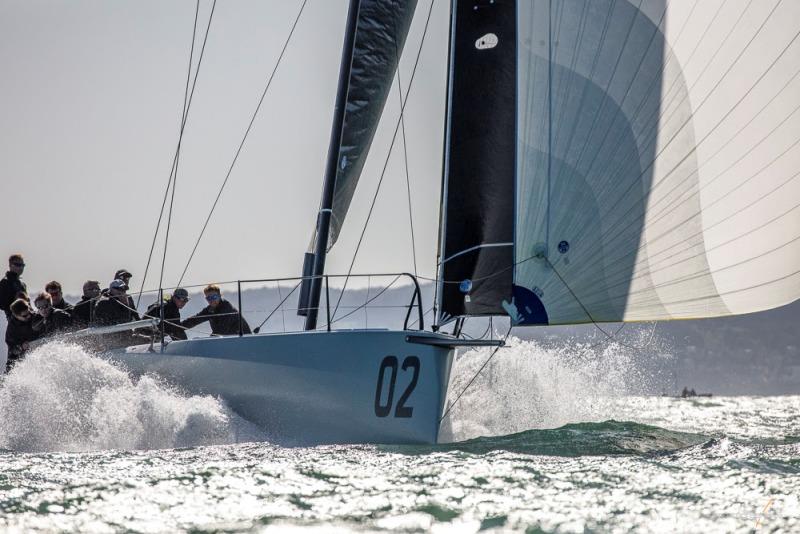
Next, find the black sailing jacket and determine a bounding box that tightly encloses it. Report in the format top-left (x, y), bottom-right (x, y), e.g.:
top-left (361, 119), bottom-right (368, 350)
top-left (93, 296), bottom-right (137, 327)
top-left (5, 315), bottom-right (38, 358)
top-left (0, 271), bottom-right (27, 318)
top-left (181, 299), bottom-right (251, 336)
top-left (32, 308), bottom-right (73, 338)
top-left (71, 296), bottom-right (94, 329)
top-left (143, 299), bottom-right (187, 340)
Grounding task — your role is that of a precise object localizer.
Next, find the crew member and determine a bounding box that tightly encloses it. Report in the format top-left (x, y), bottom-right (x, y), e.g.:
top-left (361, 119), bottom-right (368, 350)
top-left (0, 254), bottom-right (27, 319)
top-left (182, 284), bottom-right (251, 336)
top-left (4, 298), bottom-right (38, 373)
top-left (93, 279), bottom-right (138, 326)
top-left (71, 280), bottom-right (101, 329)
top-left (112, 269), bottom-right (139, 319)
top-left (45, 280), bottom-right (72, 311)
top-left (143, 288), bottom-right (190, 340)
top-left (32, 292), bottom-right (72, 337)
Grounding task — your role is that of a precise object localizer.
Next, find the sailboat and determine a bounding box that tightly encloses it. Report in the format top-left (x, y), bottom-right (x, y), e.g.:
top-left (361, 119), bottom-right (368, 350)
top-left (89, 0), bottom-right (798, 445)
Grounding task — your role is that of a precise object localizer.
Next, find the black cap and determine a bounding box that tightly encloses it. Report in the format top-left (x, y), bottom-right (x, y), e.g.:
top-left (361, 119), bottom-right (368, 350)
top-left (115, 269), bottom-right (132, 280)
top-left (173, 288), bottom-right (190, 300)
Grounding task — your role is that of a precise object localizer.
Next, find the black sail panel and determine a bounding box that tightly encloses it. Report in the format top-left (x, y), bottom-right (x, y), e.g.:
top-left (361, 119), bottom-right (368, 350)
top-left (439, 0), bottom-right (517, 322)
top-left (328, 0), bottom-right (419, 249)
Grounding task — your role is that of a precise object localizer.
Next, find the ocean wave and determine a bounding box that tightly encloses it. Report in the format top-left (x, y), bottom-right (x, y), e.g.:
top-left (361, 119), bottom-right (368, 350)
top-left (388, 420), bottom-right (707, 456)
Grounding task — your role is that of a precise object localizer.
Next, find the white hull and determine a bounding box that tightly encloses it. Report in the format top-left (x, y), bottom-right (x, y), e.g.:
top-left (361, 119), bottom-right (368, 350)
top-left (103, 329), bottom-right (454, 445)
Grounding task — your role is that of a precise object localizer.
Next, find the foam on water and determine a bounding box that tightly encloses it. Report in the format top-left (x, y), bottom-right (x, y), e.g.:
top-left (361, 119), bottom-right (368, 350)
top-left (0, 328), bottom-right (674, 452)
top-left (442, 331), bottom-right (672, 441)
top-left (0, 342), bottom-right (264, 452)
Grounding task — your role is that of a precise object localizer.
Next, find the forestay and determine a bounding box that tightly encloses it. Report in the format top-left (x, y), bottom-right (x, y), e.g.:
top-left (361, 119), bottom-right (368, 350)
top-left (439, 0), bottom-right (800, 326)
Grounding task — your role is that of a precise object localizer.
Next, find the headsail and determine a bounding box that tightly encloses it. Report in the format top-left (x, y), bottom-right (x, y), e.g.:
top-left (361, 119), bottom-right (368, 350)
top-left (438, 0), bottom-right (517, 322)
top-left (327, 0), bottom-right (419, 249)
top-left (438, 0), bottom-right (800, 326)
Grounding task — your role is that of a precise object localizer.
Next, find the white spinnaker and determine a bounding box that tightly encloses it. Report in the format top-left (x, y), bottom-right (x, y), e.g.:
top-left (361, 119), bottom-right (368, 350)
top-left (514, 0), bottom-right (800, 324)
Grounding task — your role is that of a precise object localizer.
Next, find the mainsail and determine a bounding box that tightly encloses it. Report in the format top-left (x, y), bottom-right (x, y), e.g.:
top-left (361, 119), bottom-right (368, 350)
top-left (327, 0), bottom-right (419, 249)
top-left (302, 0), bottom-right (418, 327)
top-left (439, 0), bottom-right (800, 326)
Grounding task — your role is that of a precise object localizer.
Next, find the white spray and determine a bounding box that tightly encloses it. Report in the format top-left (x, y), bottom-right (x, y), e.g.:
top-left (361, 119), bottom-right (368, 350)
top-left (441, 329), bottom-right (673, 442)
top-left (0, 342), bottom-right (265, 452)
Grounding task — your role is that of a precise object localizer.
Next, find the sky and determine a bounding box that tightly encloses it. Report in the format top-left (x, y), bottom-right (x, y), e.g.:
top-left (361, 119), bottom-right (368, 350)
top-left (0, 0), bottom-right (450, 296)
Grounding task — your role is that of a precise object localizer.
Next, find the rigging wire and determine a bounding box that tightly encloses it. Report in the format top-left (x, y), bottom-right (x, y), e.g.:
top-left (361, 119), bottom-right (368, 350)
top-left (393, 17), bottom-right (418, 280)
top-left (277, 281), bottom-right (287, 333)
top-left (406, 305), bottom-right (433, 329)
top-left (137, 0), bottom-right (202, 306)
top-left (330, 0), bottom-right (437, 321)
top-left (253, 281), bottom-right (301, 333)
top-left (543, 257), bottom-right (657, 351)
top-left (329, 275), bottom-right (402, 326)
top-left (438, 323), bottom-right (513, 423)
top-left (398, 67), bottom-right (418, 281)
top-left (177, 0), bottom-right (309, 287)
top-left (137, 0), bottom-right (216, 306)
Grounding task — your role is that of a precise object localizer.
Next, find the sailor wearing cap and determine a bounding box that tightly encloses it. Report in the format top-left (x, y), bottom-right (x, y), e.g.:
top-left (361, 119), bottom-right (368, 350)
top-left (92, 279), bottom-right (138, 326)
top-left (114, 269), bottom-right (132, 284)
top-left (142, 288), bottom-right (191, 341)
top-left (104, 269), bottom-right (139, 318)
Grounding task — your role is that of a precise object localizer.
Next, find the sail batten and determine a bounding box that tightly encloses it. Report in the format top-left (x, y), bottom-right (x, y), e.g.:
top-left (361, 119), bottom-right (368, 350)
top-left (437, 0), bottom-right (800, 326)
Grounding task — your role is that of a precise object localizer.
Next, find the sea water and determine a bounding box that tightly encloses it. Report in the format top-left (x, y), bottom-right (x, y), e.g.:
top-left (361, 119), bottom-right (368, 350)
top-left (0, 341), bottom-right (797, 533)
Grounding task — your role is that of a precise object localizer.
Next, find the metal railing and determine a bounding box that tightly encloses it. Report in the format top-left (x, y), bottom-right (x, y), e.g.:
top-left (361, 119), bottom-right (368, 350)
top-left (130, 272), bottom-right (426, 340)
top-left (236, 272), bottom-right (425, 336)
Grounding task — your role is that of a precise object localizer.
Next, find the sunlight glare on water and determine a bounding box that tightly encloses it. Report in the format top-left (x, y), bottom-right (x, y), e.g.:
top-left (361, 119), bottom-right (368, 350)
top-left (0, 339), bottom-right (797, 533)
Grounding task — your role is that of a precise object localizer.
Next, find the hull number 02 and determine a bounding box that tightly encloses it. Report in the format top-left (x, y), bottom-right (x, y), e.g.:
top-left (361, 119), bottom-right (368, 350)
top-left (374, 356), bottom-right (420, 418)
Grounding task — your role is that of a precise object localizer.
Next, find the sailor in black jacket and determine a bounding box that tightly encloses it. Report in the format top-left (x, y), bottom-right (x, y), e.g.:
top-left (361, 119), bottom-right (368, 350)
top-left (4, 299), bottom-right (38, 373)
top-left (45, 280), bottom-right (73, 312)
top-left (107, 269), bottom-right (139, 320)
top-left (181, 285), bottom-right (251, 336)
top-left (142, 288), bottom-right (190, 340)
top-left (32, 292), bottom-right (72, 337)
top-left (93, 280), bottom-right (138, 326)
top-left (71, 280), bottom-right (101, 329)
top-left (0, 254), bottom-right (27, 319)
